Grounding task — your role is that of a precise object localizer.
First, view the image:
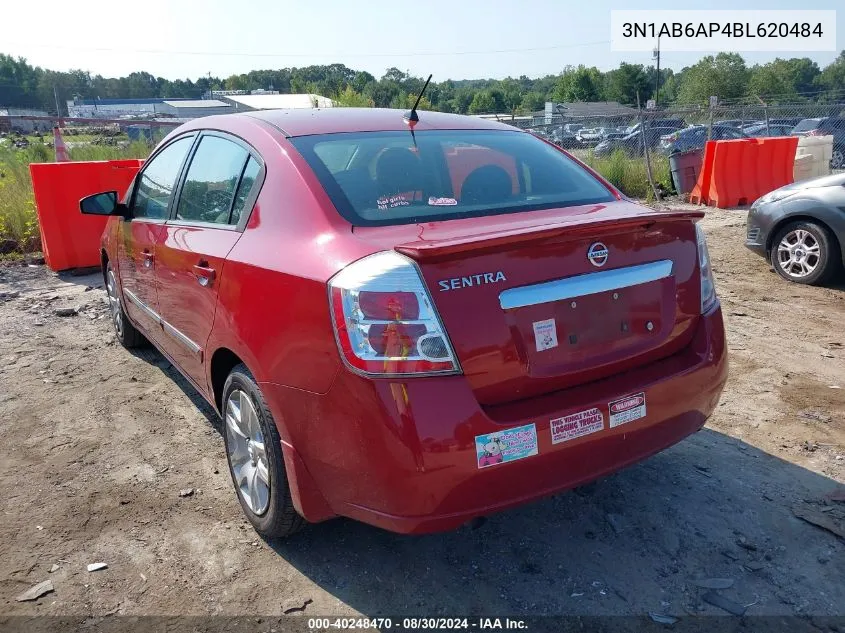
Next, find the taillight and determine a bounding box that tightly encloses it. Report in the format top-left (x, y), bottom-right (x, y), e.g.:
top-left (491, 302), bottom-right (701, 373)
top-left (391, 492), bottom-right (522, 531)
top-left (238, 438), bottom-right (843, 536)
top-left (696, 224), bottom-right (717, 313)
top-left (328, 251), bottom-right (461, 376)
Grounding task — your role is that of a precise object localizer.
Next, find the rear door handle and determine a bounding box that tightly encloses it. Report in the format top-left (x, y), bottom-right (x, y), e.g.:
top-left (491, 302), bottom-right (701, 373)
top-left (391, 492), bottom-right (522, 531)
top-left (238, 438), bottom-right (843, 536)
top-left (193, 262), bottom-right (216, 287)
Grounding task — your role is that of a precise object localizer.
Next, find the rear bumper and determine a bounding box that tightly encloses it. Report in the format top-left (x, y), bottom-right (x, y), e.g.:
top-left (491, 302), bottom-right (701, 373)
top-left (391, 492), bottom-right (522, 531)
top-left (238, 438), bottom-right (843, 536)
top-left (261, 305), bottom-right (727, 534)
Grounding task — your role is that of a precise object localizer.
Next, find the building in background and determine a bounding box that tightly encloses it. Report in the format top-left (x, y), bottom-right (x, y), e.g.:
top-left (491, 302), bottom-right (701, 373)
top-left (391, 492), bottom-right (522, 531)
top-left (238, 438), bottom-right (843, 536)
top-left (0, 107), bottom-right (51, 133)
top-left (158, 100), bottom-right (231, 118)
top-left (67, 98), bottom-right (180, 118)
top-left (216, 93), bottom-right (333, 111)
top-left (67, 92), bottom-right (332, 120)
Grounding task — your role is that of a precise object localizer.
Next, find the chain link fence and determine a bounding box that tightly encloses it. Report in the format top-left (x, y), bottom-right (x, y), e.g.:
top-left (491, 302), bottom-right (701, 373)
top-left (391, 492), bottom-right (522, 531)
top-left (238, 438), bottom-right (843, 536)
top-left (2, 105), bottom-right (844, 206)
top-left (520, 103), bottom-right (845, 199)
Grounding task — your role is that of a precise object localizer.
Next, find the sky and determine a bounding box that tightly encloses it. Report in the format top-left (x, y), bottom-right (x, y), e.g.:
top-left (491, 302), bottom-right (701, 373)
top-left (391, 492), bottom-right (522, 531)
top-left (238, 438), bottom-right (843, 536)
top-left (3, 0), bottom-right (842, 82)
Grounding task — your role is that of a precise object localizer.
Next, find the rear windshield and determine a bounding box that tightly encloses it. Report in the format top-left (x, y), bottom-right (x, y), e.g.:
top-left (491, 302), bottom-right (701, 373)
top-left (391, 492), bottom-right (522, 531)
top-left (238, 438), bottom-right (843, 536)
top-left (792, 119), bottom-right (824, 132)
top-left (289, 130), bottom-right (614, 226)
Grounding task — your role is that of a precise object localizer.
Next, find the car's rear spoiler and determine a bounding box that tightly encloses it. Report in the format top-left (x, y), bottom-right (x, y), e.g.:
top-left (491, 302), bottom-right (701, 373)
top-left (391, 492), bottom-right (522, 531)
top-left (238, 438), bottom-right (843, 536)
top-left (395, 209), bottom-right (704, 262)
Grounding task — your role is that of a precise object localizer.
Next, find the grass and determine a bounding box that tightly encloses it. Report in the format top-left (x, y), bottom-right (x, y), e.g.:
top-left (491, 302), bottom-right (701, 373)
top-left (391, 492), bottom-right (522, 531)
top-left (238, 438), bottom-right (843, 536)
top-left (0, 140), bottom-right (152, 253)
top-left (583, 149), bottom-right (674, 200)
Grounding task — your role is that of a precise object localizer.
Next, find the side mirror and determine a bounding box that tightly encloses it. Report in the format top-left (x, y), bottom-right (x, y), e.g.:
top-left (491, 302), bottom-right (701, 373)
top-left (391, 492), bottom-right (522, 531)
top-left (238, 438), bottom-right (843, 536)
top-left (80, 191), bottom-right (127, 216)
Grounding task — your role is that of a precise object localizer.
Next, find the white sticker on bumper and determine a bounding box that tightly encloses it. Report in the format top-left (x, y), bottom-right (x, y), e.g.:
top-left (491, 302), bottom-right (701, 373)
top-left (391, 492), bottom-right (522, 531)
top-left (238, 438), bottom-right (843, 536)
top-left (551, 408), bottom-right (605, 444)
top-left (608, 392), bottom-right (647, 428)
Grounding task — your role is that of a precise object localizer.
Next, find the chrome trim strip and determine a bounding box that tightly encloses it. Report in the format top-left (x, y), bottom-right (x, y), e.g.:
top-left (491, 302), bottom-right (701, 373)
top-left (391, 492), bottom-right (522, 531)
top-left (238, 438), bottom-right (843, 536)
top-left (123, 288), bottom-right (202, 357)
top-left (124, 288), bottom-right (161, 322)
top-left (162, 321), bottom-right (202, 356)
top-left (499, 260), bottom-right (674, 310)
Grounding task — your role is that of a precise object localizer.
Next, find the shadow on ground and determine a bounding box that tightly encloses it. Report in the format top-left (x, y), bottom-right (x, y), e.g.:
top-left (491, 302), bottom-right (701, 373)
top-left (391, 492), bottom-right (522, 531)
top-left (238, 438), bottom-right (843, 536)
top-left (130, 338), bottom-right (845, 619)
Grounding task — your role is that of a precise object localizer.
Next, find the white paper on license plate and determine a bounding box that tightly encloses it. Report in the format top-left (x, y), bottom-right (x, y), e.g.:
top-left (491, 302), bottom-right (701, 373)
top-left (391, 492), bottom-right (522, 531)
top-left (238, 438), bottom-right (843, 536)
top-left (608, 392), bottom-right (646, 428)
top-left (551, 407), bottom-right (604, 444)
top-left (532, 318), bottom-right (558, 352)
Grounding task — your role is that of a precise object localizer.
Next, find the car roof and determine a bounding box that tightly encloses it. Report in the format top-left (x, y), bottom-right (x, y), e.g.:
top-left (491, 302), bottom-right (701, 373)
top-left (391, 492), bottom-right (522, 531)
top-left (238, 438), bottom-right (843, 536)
top-left (240, 107), bottom-right (517, 137)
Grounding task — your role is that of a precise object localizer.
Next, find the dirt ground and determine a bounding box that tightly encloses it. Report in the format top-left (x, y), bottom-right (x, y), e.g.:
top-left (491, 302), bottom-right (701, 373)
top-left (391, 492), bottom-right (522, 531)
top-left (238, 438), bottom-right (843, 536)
top-left (0, 209), bottom-right (844, 623)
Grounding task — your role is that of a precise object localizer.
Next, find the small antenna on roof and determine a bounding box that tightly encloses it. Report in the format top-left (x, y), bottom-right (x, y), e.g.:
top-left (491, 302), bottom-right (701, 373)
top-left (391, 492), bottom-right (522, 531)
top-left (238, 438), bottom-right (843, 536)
top-left (404, 74), bottom-right (433, 125)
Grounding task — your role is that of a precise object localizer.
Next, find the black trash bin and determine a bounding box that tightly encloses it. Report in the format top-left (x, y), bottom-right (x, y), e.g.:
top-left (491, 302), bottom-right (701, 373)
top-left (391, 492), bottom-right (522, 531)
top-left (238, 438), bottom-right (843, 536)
top-left (669, 148), bottom-right (704, 195)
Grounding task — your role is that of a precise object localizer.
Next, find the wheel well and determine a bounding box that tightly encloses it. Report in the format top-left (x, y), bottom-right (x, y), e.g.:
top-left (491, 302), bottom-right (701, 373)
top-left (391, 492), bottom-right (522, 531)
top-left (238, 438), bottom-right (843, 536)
top-left (100, 250), bottom-right (109, 284)
top-left (210, 348), bottom-right (244, 412)
top-left (766, 215), bottom-right (842, 259)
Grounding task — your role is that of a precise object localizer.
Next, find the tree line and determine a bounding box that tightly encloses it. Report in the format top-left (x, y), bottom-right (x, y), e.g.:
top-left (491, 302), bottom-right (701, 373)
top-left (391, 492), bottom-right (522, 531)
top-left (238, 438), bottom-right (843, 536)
top-left (2, 51), bottom-right (845, 117)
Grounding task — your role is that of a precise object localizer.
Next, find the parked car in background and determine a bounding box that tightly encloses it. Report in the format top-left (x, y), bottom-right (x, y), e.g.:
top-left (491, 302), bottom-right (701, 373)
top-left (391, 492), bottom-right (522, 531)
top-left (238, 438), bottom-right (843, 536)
top-left (791, 117), bottom-right (845, 169)
top-left (659, 125), bottom-right (747, 154)
top-left (597, 127), bottom-right (624, 140)
top-left (625, 119), bottom-right (685, 136)
top-left (563, 123), bottom-right (584, 135)
top-left (530, 127), bottom-right (550, 139)
top-left (549, 127), bottom-right (579, 149)
top-left (714, 119), bottom-right (746, 128)
top-left (602, 131), bottom-right (627, 142)
top-left (746, 172), bottom-right (845, 284)
top-left (742, 123), bottom-right (795, 138)
top-left (78, 108), bottom-right (727, 537)
top-left (594, 127), bottom-right (679, 157)
top-left (576, 128), bottom-right (603, 143)
top-left (766, 117), bottom-right (802, 128)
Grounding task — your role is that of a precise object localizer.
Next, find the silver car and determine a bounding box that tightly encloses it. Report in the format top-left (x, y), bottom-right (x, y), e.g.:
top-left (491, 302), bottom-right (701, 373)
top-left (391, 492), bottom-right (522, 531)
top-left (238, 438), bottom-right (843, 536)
top-left (745, 173), bottom-right (845, 284)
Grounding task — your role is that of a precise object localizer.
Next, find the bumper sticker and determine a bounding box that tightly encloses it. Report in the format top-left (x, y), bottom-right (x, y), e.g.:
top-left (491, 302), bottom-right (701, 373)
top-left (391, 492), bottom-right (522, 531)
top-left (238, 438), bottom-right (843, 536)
top-left (533, 318), bottom-right (558, 352)
top-left (475, 423), bottom-right (538, 469)
top-left (551, 407), bottom-right (605, 444)
top-left (608, 392), bottom-right (647, 428)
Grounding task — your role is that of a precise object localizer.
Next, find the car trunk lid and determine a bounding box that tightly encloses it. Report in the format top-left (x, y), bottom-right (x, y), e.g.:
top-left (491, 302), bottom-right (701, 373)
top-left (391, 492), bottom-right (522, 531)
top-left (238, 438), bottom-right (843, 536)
top-left (353, 202), bottom-right (704, 406)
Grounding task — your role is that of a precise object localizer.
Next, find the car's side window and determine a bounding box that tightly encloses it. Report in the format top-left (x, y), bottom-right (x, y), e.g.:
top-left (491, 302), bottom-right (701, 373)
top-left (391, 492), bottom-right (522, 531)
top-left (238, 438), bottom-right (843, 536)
top-left (230, 157), bottom-right (262, 225)
top-left (175, 135), bottom-right (250, 225)
top-left (132, 136), bottom-right (194, 220)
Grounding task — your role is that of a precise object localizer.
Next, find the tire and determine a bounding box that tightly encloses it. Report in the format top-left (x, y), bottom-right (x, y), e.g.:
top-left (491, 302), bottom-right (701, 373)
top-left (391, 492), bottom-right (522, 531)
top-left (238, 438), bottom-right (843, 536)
top-left (222, 364), bottom-right (304, 538)
top-left (105, 261), bottom-right (145, 348)
top-left (770, 220), bottom-right (840, 285)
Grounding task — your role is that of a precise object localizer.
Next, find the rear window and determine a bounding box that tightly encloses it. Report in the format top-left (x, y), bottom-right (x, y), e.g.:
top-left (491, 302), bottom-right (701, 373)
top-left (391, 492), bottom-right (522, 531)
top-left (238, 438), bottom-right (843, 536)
top-left (290, 130), bottom-right (614, 226)
top-left (793, 119), bottom-right (824, 132)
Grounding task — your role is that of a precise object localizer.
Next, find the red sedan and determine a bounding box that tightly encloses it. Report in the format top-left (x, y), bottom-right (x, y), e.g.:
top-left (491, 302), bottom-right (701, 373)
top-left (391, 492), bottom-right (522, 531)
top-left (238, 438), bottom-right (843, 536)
top-left (80, 108), bottom-right (727, 537)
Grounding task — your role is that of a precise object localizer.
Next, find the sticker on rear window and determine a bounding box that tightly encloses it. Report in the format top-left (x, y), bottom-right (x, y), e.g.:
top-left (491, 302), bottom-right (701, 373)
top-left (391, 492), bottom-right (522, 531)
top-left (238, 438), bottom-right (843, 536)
top-left (428, 196), bottom-right (458, 206)
top-left (551, 408), bottom-right (605, 444)
top-left (377, 195), bottom-right (410, 211)
top-left (533, 318), bottom-right (558, 352)
top-left (475, 423), bottom-right (538, 469)
top-left (608, 393), bottom-right (647, 428)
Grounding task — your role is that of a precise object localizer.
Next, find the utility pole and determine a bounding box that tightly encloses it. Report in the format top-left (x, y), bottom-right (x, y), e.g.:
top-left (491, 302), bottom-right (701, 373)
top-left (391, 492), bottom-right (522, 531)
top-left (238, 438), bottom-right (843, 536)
top-left (53, 85), bottom-right (61, 119)
top-left (652, 36), bottom-right (661, 107)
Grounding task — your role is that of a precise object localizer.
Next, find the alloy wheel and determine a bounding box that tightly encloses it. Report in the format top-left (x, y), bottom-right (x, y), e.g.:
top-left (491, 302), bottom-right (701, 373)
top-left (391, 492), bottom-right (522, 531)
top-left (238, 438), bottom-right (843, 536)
top-left (225, 389), bottom-right (271, 515)
top-left (776, 229), bottom-right (821, 278)
top-left (106, 268), bottom-right (123, 338)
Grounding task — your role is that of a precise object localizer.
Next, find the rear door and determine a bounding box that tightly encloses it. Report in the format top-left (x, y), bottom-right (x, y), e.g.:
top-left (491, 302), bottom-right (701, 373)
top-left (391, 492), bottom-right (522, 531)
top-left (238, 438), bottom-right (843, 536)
top-left (117, 134), bottom-right (195, 339)
top-left (154, 132), bottom-right (264, 391)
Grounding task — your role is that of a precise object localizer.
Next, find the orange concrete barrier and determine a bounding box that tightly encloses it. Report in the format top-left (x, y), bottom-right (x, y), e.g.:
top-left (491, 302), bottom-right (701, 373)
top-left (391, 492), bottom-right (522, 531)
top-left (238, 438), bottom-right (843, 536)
top-left (30, 160), bottom-right (143, 272)
top-left (688, 137), bottom-right (798, 208)
top-left (689, 141), bottom-right (717, 205)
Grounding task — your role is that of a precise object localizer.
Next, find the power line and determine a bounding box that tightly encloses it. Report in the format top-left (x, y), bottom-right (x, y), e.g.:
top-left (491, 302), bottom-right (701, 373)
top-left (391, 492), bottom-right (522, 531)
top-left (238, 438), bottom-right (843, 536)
top-left (2, 40), bottom-right (611, 59)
